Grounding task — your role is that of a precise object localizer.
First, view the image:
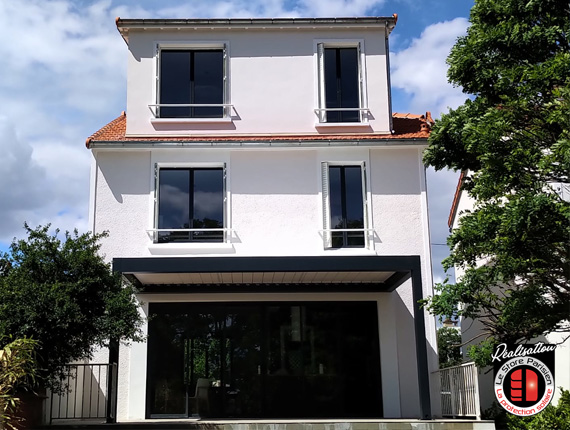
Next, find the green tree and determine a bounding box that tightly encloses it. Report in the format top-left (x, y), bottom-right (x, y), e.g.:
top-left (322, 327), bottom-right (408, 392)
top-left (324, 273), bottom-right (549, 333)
top-left (0, 225), bottom-right (144, 390)
top-left (506, 389), bottom-right (570, 430)
top-left (437, 327), bottom-right (463, 368)
top-left (423, 0), bottom-right (570, 366)
top-left (0, 338), bottom-right (39, 429)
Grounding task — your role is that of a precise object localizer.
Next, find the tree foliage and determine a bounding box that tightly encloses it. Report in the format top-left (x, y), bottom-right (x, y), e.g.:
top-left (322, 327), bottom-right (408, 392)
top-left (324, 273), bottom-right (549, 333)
top-left (0, 224), bottom-right (144, 390)
top-left (423, 0), bottom-right (570, 366)
top-left (506, 389), bottom-right (570, 430)
top-left (0, 338), bottom-right (39, 429)
top-left (437, 327), bottom-right (463, 368)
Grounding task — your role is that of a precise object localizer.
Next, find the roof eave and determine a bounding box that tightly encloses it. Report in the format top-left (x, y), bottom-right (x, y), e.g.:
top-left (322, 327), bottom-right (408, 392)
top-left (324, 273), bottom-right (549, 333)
top-left (87, 137), bottom-right (428, 150)
top-left (116, 16), bottom-right (398, 45)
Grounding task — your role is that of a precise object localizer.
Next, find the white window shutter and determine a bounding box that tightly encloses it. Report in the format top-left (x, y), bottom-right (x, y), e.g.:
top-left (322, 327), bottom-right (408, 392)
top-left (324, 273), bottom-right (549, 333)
top-left (223, 162), bottom-right (228, 242)
top-left (321, 162), bottom-right (332, 248)
top-left (155, 45), bottom-right (161, 118)
top-left (153, 163), bottom-right (160, 242)
top-left (357, 42), bottom-right (364, 122)
top-left (361, 162), bottom-right (369, 248)
top-left (317, 43), bottom-right (326, 123)
top-left (223, 44), bottom-right (229, 118)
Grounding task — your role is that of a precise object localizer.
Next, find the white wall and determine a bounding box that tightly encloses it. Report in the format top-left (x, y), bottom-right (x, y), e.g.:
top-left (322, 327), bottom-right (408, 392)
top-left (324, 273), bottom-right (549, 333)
top-left (124, 27), bottom-right (391, 136)
top-left (92, 144), bottom-right (438, 420)
top-left (93, 146), bottom-right (431, 260)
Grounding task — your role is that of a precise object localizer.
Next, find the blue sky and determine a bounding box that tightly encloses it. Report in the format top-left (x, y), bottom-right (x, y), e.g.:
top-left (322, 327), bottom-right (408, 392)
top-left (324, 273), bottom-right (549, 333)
top-left (0, 0), bottom-right (474, 285)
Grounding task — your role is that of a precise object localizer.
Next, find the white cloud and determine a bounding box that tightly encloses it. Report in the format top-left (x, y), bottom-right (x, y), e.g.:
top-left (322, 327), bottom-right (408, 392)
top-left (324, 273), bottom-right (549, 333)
top-left (391, 17), bottom-right (469, 117)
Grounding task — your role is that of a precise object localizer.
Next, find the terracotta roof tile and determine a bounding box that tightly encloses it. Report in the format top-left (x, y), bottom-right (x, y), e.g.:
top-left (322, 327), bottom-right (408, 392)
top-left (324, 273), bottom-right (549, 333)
top-left (85, 111), bottom-right (433, 147)
top-left (448, 171), bottom-right (466, 229)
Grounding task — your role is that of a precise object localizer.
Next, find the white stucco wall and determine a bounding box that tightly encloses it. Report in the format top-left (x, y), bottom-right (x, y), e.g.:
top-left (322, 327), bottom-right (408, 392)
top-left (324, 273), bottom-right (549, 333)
top-left (93, 146), bottom-right (431, 261)
top-left (123, 27), bottom-right (391, 136)
top-left (90, 144), bottom-right (438, 420)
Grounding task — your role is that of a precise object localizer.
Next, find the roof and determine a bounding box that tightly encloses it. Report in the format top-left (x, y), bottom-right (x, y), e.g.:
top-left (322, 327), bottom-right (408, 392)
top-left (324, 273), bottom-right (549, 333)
top-left (116, 16), bottom-right (399, 44)
top-left (85, 111), bottom-right (434, 148)
top-left (448, 171), bottom-right (466, 229)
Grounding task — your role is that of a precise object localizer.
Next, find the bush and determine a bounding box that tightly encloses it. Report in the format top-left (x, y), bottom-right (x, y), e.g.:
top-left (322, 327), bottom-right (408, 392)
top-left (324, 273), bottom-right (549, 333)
top-left (0, 224), bottom-right (143, 391)
top-left (0, 338), bottom-right (39, 429)
top-left (507, 389), bottom-right (570, 430)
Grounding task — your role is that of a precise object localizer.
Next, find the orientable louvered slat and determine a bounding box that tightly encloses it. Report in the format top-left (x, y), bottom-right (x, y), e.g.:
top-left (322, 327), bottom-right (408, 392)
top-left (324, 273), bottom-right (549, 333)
top-left (321, 162), bottom-right (331, 248)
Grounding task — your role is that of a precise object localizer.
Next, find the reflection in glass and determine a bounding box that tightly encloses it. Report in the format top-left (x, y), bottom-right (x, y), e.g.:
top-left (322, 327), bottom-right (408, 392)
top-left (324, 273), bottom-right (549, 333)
top-left (147, 302), bottom-right (382, 418)
top-left (329, 166), bottom-right (365, 248)
top-left (157, 168), bottom-right (223, 243)
top-left (324, 48), bottom-right (360, 123)
top-left (160, 50), bottom-right (224, 118)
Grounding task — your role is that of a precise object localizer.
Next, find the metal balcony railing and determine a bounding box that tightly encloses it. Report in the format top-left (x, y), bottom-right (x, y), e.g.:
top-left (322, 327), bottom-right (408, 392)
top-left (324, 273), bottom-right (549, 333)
top-left (49, 363), bottom-right (117, 424)
top-left (436, 362), bottom-right (481, 419)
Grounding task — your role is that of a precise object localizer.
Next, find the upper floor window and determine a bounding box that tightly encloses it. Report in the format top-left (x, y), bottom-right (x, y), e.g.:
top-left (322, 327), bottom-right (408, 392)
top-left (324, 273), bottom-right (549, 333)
top-left (316, 43), bottom-right (367, 125)
top-left (155, 45), bottom-right (229, 119)
top-left (155, 166), bottom-right (226, 243)
top-left (322, 163), bottom-right (368, 248)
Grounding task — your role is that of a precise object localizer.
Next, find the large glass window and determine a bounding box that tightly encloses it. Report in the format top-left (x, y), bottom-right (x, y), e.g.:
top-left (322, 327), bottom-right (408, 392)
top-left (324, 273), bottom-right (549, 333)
top-left (147, 302), bottom-right (382, 419)
top-left (323, 165), bottom-right (366, 248)
top-left (159, 49), bottom-right (224, 118)
top-left (324, 47), bottom-right (360, 122)
top-left (156, 167), bottom-right (224, 243)
top-left (317, 44), bottom-right (364, 124)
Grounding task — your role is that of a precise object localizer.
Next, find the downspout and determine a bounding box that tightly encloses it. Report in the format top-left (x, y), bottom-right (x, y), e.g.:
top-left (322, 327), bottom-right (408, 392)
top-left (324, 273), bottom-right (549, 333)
top-left (385, 21), bottom-right (394, 133)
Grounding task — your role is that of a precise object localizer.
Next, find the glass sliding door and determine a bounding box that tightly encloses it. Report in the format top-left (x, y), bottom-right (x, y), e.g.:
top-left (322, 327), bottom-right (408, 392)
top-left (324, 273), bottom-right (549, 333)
top-left (147, 302), bottom-right (382, 418)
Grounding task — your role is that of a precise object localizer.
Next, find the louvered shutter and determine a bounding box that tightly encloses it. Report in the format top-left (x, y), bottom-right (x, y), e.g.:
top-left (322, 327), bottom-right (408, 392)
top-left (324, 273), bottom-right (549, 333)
top-left (317, 43), bottom-right (326, 123)
top-left (223, 163), bottom-right (228, 242)
top-left (153, 163), bottom-right (160, 242)
top-left (223, 44), bottom-right (229, 118)
top-left (360, 162), bottom-right (369, 248)
top-left (155, 45), bottom-right (161, 118)
top-left (357, 43), bottom-right (364, 122)
top-left (321, 162), bottom-right (331, 248)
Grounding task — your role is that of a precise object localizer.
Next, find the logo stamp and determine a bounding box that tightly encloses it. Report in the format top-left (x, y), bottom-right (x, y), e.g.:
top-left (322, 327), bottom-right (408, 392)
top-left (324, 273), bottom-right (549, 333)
top-left (493, 342), bottom-right (556, 416)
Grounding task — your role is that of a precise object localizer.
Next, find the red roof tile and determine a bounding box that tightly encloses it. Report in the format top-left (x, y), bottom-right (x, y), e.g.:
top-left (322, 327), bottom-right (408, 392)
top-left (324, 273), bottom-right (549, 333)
top-left (448, 171), bottom-right (466, 229)
top-left (86, 111), bottom-right (433, 147)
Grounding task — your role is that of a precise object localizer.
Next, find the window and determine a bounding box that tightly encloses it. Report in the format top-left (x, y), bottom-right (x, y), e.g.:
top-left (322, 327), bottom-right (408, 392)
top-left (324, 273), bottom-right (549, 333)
top-left (322, 163), bottom-right (367, 248)
top-left (157, 47), bottom-right (227, 119)
top-left (317, 43), bottom-right (365, 124)
top-left (155, 167), bottom-right (225, 243)
top-left (147, 302), bottom-right (382, 418)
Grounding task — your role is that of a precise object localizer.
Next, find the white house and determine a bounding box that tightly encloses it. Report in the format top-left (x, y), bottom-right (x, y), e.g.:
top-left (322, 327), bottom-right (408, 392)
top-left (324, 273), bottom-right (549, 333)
top-left (78, 16), bottom-right (489, 428)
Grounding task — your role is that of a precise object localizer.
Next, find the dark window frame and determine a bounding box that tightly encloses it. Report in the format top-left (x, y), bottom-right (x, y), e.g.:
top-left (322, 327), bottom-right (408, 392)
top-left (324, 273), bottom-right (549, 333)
top-left (323, 163), bottom-right (367, 249)
top-left (317, 43), bottom-right (365, 124)
top-left (155, 166), bottom-right (226, 244)
top-left (157, 46), bottom-right (227, 119)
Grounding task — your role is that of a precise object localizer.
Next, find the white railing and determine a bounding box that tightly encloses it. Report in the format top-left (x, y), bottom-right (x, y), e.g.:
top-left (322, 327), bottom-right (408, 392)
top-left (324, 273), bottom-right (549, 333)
top-left (314, 107), bottom-right (370, 124)
top-left (49, 363), bottom-right (117, 424)
top-left (148, 104), bottom-right (234, 118)
top-left (146, 228), bottom-right (232, 243)
top-left (436, 362), bottom-right (481, 419)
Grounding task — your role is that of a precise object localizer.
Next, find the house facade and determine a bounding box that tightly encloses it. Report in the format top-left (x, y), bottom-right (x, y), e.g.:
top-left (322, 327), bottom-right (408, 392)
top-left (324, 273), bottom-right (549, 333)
top-left (86, 17), bottom-right (441, 422)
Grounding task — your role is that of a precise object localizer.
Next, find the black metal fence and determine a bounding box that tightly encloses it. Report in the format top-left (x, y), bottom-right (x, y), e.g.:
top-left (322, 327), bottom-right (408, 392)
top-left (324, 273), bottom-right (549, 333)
top-left (50, 363), bottom-right (117, 424)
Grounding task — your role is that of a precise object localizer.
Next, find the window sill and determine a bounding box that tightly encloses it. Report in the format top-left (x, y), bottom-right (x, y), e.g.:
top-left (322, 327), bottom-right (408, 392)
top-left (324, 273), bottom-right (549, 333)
top-left (322, 248), bottom-right (377, 256)
top-left (314, 122), bottom-right (371, 129)
top-left (148, 242), bottom-right (235, 256)
top-left (150, 117), bottom-right (233, 125)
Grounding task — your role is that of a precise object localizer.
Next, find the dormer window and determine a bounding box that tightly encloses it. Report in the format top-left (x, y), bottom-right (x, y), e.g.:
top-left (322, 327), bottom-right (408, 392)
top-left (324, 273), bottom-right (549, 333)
top-left (153, 43), bottom-right (230, 120)
top-left (315, 41), bottom-right (368, 126)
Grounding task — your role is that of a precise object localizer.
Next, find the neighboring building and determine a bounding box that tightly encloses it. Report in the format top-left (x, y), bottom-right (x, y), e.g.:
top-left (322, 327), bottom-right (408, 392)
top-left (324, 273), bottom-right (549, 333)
top-left (84, 16), bottom-right (442, 423)
top-left (449, 173), bottom-right (570, 412)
